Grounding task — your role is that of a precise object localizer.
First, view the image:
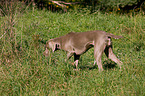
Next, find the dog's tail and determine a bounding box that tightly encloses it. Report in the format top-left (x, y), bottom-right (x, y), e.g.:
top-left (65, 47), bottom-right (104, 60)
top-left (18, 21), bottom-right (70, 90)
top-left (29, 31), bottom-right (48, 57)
top-left (106, 33), bottom-right (123, 39)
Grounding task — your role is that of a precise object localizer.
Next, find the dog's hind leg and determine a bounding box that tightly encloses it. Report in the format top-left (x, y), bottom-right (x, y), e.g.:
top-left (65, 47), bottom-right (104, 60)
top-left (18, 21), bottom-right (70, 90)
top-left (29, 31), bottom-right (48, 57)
top-left (104, 38), bottom-right (123, 69)
top-left (94, 43), bottom-right (105, 71)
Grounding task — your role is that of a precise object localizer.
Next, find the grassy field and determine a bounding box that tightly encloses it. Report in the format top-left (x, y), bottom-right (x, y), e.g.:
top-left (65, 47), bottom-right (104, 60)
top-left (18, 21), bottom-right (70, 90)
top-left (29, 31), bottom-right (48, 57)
top-left (0, 9), bottom-right (145, 95)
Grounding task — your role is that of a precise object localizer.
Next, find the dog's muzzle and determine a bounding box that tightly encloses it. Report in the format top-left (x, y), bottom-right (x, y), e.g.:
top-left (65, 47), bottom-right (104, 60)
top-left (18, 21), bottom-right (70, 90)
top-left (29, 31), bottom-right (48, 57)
top-left (43, 48), bottom-right (49, 57)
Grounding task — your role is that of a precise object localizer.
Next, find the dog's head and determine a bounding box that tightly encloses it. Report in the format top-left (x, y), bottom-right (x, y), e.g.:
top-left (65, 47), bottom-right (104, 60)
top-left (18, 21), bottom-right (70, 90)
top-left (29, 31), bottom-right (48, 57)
top-left (43, 39), bottom-right (60, 57)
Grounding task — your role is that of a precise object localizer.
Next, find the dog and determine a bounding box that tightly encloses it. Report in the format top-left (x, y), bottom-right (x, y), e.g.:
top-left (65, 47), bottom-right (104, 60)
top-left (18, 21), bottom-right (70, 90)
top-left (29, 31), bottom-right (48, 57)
top-left (43, 30), bottom-right (123, 71)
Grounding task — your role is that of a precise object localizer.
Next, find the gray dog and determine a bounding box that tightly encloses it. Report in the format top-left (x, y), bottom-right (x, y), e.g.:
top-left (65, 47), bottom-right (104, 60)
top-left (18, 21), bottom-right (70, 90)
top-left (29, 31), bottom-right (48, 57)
top-left (43, 30), bottom-right (123, 71)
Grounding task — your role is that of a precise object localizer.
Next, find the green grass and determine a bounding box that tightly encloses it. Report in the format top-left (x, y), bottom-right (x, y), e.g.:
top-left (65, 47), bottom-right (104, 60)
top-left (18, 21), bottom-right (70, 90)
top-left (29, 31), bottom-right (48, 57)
top-left (0, 9), bottom-right (145, 96)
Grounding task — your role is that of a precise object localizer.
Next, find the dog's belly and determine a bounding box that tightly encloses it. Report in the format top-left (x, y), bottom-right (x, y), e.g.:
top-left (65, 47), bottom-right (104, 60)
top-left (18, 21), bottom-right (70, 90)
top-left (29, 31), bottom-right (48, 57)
top-left (73, 42), bottom-right (94, 55)
top-left (74, 48), bottom-right (86, 55)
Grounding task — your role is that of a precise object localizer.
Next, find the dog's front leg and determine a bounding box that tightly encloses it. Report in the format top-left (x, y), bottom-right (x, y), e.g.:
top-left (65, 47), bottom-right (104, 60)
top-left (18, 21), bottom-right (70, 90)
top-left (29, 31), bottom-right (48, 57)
top-left (93, 60), bottom-right (96, 65)
top-left (65, 52), bottom-right (74, 62)
top-left (74, 53), bottom-right (80, 69)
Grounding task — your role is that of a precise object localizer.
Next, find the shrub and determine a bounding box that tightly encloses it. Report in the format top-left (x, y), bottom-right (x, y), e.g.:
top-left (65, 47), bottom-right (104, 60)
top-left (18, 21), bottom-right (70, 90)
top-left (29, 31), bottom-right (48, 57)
top-left (32, 0), bottom-right (144, 12)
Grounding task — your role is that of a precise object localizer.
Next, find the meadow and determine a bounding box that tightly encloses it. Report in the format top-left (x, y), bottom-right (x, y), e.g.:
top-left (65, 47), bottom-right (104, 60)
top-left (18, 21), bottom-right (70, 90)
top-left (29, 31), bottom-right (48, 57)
top-left (0, 9), bottom-right (145, 95)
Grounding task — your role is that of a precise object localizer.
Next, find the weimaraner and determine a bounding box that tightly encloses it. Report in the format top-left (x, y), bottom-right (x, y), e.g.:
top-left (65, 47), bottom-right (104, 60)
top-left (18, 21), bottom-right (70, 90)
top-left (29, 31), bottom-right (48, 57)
top-left (43, 30), bottom-right (123, 71)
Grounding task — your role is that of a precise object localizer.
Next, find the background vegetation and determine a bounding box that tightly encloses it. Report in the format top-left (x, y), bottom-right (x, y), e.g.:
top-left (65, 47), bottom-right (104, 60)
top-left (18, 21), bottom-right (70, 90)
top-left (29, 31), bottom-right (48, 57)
top-left (33, 0), bottom-right (145, 13)
top-left (0, 0), bottom-right (145, 95)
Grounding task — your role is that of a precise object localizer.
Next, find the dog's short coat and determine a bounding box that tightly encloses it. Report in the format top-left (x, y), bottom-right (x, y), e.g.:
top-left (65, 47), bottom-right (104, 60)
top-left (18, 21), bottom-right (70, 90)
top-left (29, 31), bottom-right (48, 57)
top-left (43, 30), bottom-right (123, 71)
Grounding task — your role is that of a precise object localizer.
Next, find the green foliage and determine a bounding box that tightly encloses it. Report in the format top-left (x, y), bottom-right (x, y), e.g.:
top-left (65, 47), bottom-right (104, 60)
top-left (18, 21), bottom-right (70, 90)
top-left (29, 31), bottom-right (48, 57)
top-left (99, 0), bottom-right (137, 8)
top-left (32, 0), bottom-right (144, 12)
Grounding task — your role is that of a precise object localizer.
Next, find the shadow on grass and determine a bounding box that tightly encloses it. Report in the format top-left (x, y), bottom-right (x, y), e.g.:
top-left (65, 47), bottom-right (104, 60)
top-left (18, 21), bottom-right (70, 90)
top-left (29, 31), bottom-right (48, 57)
top-left (79, 65), bottom-right (98, 70)
top-left (103, 61), bottom-right (117, 70)
top-left (79, 60), bottom-right (117, 70)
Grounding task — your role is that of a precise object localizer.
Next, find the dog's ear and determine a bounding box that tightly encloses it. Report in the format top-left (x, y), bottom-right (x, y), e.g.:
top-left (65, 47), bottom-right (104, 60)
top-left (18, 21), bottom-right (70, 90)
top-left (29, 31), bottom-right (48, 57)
top-left (49, 41), bottom-right (60, 52)
top-left (56, 43), bottom-right (60, 49)
top-left (49, 41), bottom-right (56, 52)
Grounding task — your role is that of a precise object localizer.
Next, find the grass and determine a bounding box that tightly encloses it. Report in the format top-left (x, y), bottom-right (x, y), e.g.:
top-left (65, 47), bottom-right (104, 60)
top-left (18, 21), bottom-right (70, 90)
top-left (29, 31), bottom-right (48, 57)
top-left (0, 9), bottom-right (145, 96)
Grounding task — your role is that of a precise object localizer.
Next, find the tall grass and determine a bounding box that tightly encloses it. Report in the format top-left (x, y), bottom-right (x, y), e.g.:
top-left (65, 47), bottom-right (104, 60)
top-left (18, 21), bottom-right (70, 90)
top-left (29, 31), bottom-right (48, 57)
top-left (0, 3), bottom-right (145, 96)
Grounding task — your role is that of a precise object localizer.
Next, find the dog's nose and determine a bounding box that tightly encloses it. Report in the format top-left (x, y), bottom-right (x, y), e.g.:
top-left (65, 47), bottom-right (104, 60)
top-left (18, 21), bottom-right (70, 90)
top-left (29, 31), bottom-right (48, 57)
top-left (43, 49), bottom-right (49, 57)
